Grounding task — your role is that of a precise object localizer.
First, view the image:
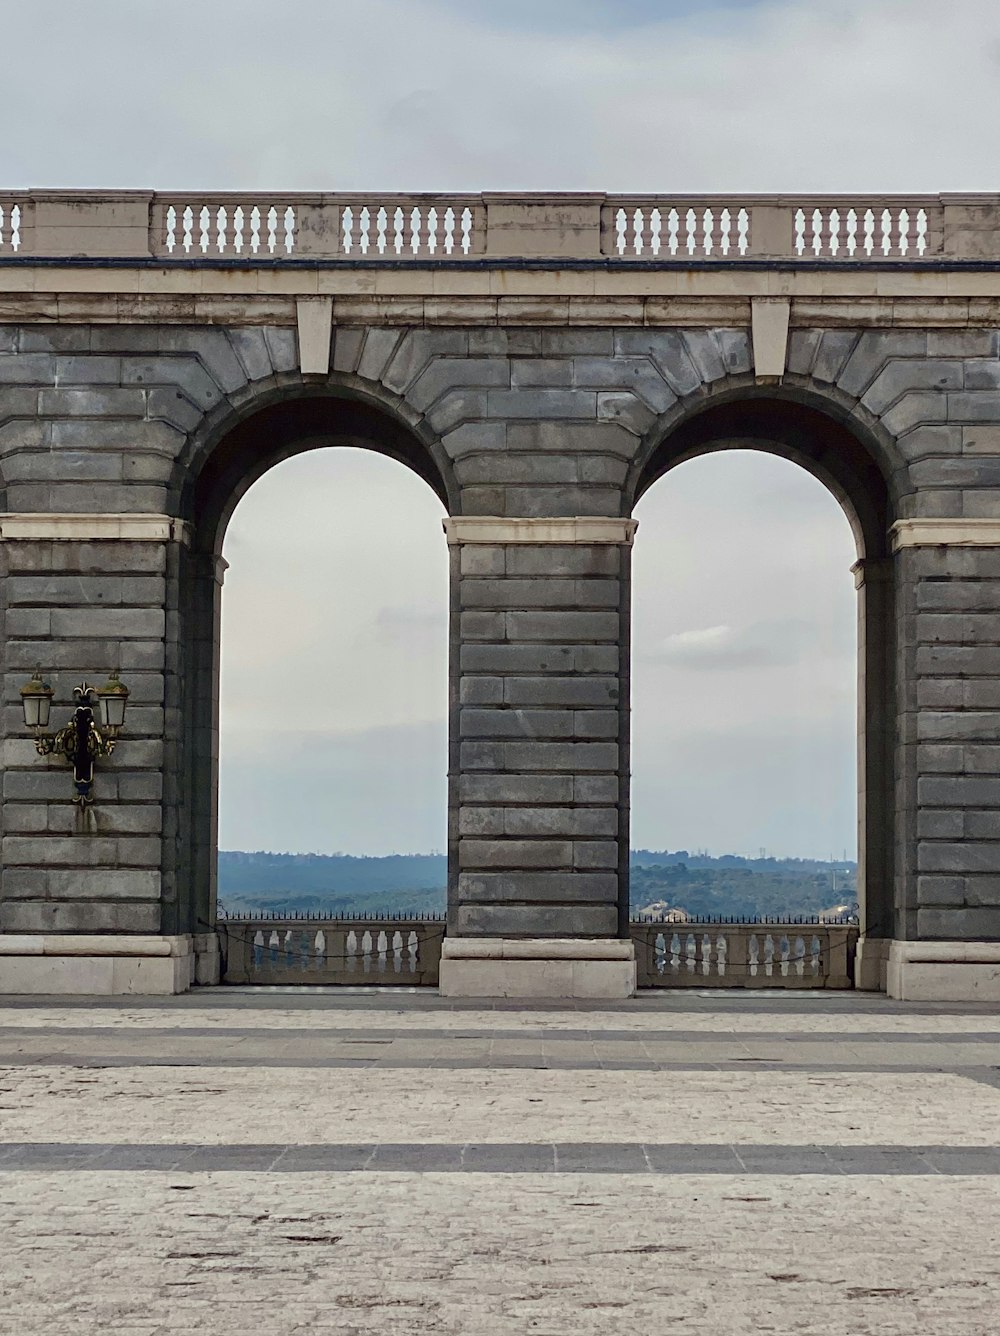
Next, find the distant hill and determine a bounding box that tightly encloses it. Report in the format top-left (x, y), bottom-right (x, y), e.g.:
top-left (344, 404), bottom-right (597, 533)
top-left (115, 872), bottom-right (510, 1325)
top-left (218, 849), bottom-right (857, 921)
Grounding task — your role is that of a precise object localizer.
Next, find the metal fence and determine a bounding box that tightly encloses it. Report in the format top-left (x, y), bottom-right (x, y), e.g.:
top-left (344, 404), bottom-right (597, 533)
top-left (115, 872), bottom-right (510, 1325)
top-left (219, 912), bottom-right (857, 989)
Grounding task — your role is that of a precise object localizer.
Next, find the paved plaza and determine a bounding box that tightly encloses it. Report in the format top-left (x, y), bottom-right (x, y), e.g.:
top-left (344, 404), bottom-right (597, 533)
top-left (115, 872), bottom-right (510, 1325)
top-left (0, 988), bottom-right (998, 1334)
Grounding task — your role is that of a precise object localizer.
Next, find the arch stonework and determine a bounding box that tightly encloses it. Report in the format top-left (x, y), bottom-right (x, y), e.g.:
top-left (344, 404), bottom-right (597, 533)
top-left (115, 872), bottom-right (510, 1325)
top-left (1, 196), bottom-right (1000, 999)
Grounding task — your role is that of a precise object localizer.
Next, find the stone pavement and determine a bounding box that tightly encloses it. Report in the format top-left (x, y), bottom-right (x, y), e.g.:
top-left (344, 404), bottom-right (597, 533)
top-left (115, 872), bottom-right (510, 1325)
top-left (0, 988), bottom-right (998, 1334)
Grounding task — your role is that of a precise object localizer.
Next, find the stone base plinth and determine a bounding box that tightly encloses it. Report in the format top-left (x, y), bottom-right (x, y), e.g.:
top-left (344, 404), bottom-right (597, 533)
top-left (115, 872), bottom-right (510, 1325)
top-left (438, 938), bottom-right (636, 999)
top-left (887, 941), bottom-right (1000, 1002)
top-left (0, 935), bottom-right (209, 995)
top-left (854, 936), bottom-right (889, 991)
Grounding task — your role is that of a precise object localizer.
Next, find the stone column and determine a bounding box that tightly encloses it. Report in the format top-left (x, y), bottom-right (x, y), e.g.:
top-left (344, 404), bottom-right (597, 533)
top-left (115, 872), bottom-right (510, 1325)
top-left (439, 516), bottom-right (637, 999)
top-left (0, 512), bottom-right (202, 994)
top-left (852, 556), bottom-right (895, 991)
top-left (888, 518), bottom-right (1000, 1001)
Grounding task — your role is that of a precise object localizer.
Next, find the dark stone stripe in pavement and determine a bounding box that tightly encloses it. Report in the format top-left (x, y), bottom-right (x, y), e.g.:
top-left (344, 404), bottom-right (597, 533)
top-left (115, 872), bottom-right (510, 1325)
top-left (0, 1054), bottom-right (997, 1076)
top-left (0, 1025), bottom-right (995, 1044)
top-left (0, 1143), bottom-right (997, 1174)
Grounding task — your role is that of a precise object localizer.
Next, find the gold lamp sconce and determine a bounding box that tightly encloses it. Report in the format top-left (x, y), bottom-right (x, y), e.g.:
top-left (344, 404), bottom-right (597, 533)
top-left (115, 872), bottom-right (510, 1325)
top-left (20, 670), bottom-right (130, 806)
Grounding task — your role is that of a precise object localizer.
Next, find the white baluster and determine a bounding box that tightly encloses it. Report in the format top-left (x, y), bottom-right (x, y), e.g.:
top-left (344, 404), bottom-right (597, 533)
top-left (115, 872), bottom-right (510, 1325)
top-left (284, 205), bottom-right (295, 253)
top-left (649, 207), bottom-right (662, 256)
top-left (631, 207), bottom-right (644, 257)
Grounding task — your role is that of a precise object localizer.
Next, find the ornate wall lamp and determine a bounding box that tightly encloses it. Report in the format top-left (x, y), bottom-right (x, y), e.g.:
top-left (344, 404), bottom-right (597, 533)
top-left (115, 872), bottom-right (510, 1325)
top-left (20, 671), bottom-right (130, 805)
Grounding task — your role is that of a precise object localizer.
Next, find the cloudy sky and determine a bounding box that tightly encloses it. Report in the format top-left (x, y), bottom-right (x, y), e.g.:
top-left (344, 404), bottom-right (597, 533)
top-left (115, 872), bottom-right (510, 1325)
top-left (4, 0), bottom-right (997, 859)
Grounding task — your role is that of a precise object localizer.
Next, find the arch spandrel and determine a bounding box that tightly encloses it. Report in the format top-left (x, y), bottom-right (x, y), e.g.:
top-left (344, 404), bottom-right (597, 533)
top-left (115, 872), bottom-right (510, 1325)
top-left (628, 386), bottom-right (900, 561)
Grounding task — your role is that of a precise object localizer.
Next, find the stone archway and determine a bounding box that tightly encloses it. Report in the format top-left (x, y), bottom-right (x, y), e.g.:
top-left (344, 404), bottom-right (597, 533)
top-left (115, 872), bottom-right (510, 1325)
top-left (626, 392), bottom-right (898, 981)
top-left (166, 388), bottom-right (457, 944)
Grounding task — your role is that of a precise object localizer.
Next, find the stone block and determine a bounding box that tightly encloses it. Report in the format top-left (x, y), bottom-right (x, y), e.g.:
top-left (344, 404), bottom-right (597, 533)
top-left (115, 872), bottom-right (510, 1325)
top-left (460, 708), bottom-right (575, 739)
top-left (573, 710), bottom-right (619, 738)
top-left (505, 420), bottom-right (637, 458)
top-left (836, 331), bottom-right (928, 397)
top-left (680, 331), bottom-right (726, 384)
top-left (504, 611), bottom-right (619, 642)
top-left (504, 545), bottom-right (620, 578)
top-left (861, 360), bottom-right (963, 415)
top-left (409, 358), bottom-right (510, 413)
top-left (919, 841), bottom-right (1000, 874)
top-left (916, 907), bottom-right (1000, 939)
top-left (919, 775), bottom-right (1000, 806)
top-left (595, 392), bottom-right (655, 434)
top-left (485, 389), bottom-right (597, 419)
top-left (443, 423), bottom-right (507, 461)
top-left (458, 774), bottom-right (574, 804)
top-left (461, 578), bottom-right (620, 610)
top-left (457, 871), bottom-right (617, 901)
top-left (425, 389), bottom-right (489, 435)
top-left (502, 741), bottom-right (618, 772)
top-left (503, 676), bottom-right (619, 707)
top-left (0, 901), bottom-right (161, 933)
top-left (381, 330), bottom-right (468, 395)
top-left (917, 875), bottom-right (967, 906)
top-left (459, 839), bottom-right (573, 869)
top-left (460, 676), bottom-right (504, 705)
top-left (541, 330), bottom-right (613, 356)
top-left (453, 904), bottom-right (619, 937)
top-left (226, 328), bottom-right (273, 382)
top-left (459, 545), bottom-right (506, 577)
top-left (263, 327), bottom-right (298, 374)
top-left (438, 954), bottom-right (634, 998)
top-left (572, 840), bottom-right (619, 868)
top-left (460, 644), bottom-right (619, 674)
top-left (573, 774), bottom-right (620, 803)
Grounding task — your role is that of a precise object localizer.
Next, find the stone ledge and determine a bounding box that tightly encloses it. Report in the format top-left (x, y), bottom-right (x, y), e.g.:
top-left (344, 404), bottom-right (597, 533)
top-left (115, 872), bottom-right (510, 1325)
top-left (0, 934), bottom-right (192, 958)
top-left (0, 513), bottom-right (193, 544)
top-left (890, 518), bottom-right (1000, 549)
top-left (442, 937), bottom-right (635, 961)
top-left (444, 517), bottom-right (638, 546)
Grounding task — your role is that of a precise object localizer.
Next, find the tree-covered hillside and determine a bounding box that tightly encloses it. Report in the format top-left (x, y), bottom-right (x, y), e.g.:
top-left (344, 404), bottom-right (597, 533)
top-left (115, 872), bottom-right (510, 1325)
top-left (218, 849), bottom-right (857, 921)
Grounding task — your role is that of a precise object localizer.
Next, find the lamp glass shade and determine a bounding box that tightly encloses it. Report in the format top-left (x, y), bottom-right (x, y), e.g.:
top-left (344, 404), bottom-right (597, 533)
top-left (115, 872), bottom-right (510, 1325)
top-left (97, 672), bottom-right (129, 730)
top-left (20, 673), bottom-right (53, 730)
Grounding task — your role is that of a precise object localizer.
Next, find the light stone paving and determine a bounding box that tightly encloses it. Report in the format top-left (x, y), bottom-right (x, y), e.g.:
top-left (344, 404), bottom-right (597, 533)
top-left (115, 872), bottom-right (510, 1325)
top-left (3, 1000), bottom-right (1000, 1033)
top-left (1, 991), bottom-right (999, 1334)
top-left (1, 1066), bottom-right (997, 1146)
top-left (2, 1172), bottom-right (1000, 1335)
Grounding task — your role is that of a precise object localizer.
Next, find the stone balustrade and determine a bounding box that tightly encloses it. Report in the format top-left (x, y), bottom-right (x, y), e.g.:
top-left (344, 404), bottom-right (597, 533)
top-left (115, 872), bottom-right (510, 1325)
top-left (220, 916), bottom-right (446, 986)
top-left (218, 915), bottom-right (858, 989)
top-left (1, 191), bottom-right (1000, 260)
top-left (631, 920), bottom-right (859, 990)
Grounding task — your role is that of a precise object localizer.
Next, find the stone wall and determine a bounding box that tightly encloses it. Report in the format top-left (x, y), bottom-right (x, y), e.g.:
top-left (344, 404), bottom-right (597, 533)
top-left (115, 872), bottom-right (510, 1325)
top-left (0, 319), bottom-right (999, 958)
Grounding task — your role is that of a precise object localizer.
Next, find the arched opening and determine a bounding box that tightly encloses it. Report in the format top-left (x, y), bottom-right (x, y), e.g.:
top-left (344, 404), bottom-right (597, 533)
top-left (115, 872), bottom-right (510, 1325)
top-left (629, 395), bottom-right (896, 956)
top-left (168, 390), bottom-right (454, 939)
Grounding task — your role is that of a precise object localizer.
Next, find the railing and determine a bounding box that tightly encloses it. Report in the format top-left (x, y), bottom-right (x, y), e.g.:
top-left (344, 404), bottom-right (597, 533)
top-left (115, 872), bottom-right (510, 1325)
top-left (1, 191), bottom-right (997, 262)
top-left (220, 914), bottom-right (445, 986)
top-left (218, 912), bottom-right (856, 989)
top-left (630, 918), bottom-right (858, 989)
